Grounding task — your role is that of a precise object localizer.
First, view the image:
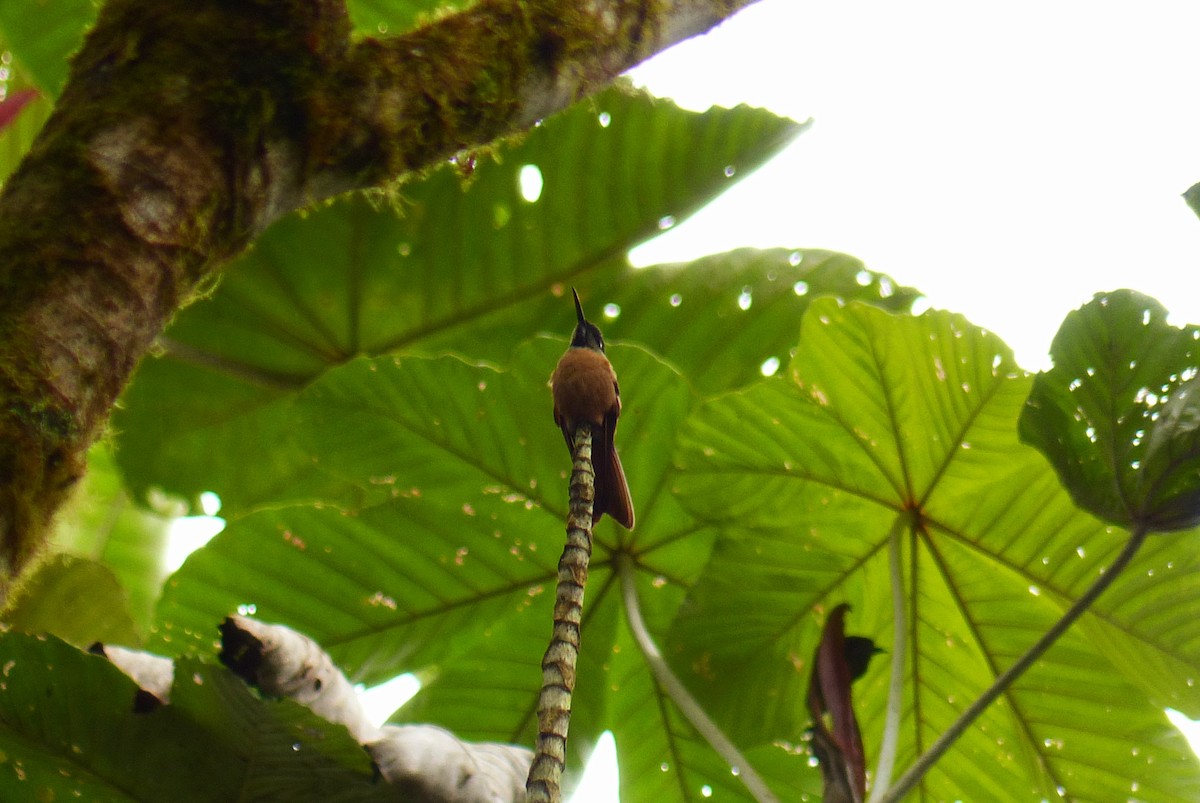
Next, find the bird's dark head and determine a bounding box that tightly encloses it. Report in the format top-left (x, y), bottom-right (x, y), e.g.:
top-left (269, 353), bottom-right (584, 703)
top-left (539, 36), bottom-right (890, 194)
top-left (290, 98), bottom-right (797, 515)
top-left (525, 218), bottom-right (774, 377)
top-left (571, 288), bottom-right (606, 352)
top-left (844, 636), bottom-right (885, 682)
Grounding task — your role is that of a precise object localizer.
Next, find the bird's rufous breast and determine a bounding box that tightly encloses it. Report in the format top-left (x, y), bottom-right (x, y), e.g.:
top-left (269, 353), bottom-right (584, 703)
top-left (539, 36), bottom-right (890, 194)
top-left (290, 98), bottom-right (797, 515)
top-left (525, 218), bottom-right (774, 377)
top-left (551, 348), bottom-right (619, 427)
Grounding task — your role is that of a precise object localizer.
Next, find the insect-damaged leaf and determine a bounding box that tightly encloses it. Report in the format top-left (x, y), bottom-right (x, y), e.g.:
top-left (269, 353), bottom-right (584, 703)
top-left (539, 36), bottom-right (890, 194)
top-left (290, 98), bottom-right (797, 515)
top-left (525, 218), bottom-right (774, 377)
top-left (1020, 289), bottom-right (1200, 531)
top-left (672, 298), bottom-right (1200, 799)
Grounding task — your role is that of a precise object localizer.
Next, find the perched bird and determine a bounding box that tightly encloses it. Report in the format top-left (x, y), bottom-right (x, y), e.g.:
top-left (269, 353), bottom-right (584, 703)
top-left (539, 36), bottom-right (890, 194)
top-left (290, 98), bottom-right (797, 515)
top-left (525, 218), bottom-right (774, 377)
top-left (844, 636), bottom-right (885, 682)
top-left (550, 289), bottom-right (635, 529)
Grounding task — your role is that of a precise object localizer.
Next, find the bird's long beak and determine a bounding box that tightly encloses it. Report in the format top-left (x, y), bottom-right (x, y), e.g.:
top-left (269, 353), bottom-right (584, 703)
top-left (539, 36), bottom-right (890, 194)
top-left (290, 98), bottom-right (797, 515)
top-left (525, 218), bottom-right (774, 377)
top-left (572, 287), bottom-right (587, 327)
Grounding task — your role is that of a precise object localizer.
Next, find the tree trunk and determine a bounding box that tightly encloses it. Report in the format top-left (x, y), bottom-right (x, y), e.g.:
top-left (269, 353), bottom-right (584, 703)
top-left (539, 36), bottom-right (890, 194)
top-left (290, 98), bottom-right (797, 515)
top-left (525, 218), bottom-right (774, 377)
top-left (0, 0), bottom-right (758, 596)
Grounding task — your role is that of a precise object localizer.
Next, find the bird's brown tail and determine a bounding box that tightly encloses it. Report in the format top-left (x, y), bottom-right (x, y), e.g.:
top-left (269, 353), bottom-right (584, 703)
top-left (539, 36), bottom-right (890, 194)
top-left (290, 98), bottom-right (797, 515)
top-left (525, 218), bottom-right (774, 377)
top-left (594, 439), bottom-right (634, 529)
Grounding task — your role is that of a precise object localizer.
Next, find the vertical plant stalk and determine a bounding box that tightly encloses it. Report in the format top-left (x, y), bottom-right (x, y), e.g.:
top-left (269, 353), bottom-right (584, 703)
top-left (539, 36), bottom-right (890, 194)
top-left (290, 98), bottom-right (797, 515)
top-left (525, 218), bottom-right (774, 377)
top-left (616, 553), bottom-right (780, 803)
top-left (527, 425), bottom-right (596, 803)
top-left (877, 525), bottom-right (1150, 803)
top-left (867, 518), bottom-right (908, 802)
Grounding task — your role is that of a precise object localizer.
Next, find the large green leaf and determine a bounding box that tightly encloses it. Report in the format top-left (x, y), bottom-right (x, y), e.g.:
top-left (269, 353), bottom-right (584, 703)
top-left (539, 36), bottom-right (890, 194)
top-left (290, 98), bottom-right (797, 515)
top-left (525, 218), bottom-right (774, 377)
top-left (1072, 532), bottom-right (1200, 716)
top-left (398, 576), bottom-right (813, 802)
top-left (576, 248), bottom-right (917, 394)
top-left (0, 43), bottom-right (52, 186)
top-left (0, 0), bottom-right (94, 96)
top-left (1020, 289), bottom-right (1200, 531)
top-left (153, 343), bottom-right (704, 667)
top-left (669, 298), bottom-right (1200, 800)
top-left (111, 90), bottom-right (829, 514)
top-left (152, 342), bottom-right (807, 799)
top-left (0, 90), bottom-right (50, 186)
top-left (0, 633), bottom-right (387, 801)
top-left (51, 443), bottom-right (172, 637)
top-left (4, 555), bottom-right (138, 648)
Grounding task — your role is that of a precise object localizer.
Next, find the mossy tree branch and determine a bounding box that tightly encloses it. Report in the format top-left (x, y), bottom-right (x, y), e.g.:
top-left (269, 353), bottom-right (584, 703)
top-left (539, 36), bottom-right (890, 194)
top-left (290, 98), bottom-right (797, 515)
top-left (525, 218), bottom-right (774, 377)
top-left (0, 0), bottom-right (759, 594)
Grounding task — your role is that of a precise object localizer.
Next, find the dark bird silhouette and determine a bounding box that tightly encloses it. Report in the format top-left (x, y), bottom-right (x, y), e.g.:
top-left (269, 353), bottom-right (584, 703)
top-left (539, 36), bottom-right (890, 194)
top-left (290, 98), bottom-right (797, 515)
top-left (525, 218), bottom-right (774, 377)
top-left (550, 289), bottom-right (634, 529)
top-left (844, 636), bottom-right (885, 682)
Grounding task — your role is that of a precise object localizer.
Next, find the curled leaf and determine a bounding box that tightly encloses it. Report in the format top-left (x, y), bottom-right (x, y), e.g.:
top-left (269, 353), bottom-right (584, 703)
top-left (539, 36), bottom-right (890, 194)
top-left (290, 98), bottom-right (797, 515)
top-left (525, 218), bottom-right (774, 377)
top-left (807, 603), bottom-right (866, 803)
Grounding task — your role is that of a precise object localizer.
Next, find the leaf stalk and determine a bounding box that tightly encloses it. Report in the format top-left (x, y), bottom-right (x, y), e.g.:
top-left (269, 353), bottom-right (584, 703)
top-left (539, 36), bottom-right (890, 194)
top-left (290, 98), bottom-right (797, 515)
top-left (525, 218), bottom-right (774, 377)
top-left (615, 552), bottom-right (779, 803)
top-left (867, 516), bottom-right (908, 802)
top-left (877, 524), bottom-right (1150, 802)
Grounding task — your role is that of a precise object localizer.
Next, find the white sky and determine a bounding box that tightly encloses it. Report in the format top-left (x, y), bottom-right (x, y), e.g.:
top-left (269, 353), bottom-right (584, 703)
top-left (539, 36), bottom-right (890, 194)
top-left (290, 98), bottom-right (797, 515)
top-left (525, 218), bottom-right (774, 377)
top-left (588, 0), bottom-right (1200, 798)
top-left (628, 0), bottom-right (1200, 372)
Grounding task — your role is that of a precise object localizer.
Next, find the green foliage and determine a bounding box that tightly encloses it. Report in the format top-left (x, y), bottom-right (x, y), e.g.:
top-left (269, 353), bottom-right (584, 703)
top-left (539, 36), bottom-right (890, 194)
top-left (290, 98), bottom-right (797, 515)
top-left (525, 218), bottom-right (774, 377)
top-left (5, 555), bottom-right (138, 648)
top-left (49, 443), bottom-right (172, 638)
top-left (109, 87), bottom-right (823, 514)
top-left (672, 300), bottom-right (1200, 799)
top-left (1021, 290), bottom-right (1200, 531)
top-left (0, 0), bottom-right (94, 96)
top-left (0, 88), bottom-right (51, 188)
top-left (1, 4), bottom-right (1198, 801)
top-left (153, 345), bottom-right (694, 668)
top-left (1185, 182), bottom-right (1200, 222)
top-left (0, 633), bottom-right (386, 802)
top-left (0, 26), bottom-right (53, 186)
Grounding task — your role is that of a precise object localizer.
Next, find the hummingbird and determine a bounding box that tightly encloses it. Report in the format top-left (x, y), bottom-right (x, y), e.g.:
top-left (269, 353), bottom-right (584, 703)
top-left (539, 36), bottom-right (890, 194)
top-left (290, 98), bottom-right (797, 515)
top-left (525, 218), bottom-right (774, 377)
top-left (550, 289), bottom-right (635, 529)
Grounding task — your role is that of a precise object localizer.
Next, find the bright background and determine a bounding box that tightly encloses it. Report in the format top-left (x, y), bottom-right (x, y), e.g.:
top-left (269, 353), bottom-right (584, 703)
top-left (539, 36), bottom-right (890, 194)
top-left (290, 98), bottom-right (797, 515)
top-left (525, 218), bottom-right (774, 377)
top-left (629, 0), bottom-right (1200, 373)
top-left (173, 1), bottom-right (1200, 797)
top-left (631, 0), bottom-right (1200, 797)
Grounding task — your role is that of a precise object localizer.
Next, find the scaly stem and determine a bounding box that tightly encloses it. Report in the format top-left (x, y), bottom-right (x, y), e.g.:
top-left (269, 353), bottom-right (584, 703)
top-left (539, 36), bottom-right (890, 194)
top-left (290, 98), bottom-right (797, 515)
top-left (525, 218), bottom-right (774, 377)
top-left (527, 425), bottom-right (596, 803)
top-left (867, 516), bottom-right (908, 802)
top-left (877, 525), bottom-right (1150, 803)
top-left (616, 553), bottom-right (780, 803)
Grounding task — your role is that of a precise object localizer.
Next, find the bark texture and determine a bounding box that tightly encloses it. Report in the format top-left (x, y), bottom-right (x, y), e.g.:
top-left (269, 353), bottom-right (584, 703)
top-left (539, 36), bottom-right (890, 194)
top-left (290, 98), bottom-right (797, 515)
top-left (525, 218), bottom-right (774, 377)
top-left (528, 424), bottom-right (595, 801)
top-left (0, 0), bottom-right (757, 594)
